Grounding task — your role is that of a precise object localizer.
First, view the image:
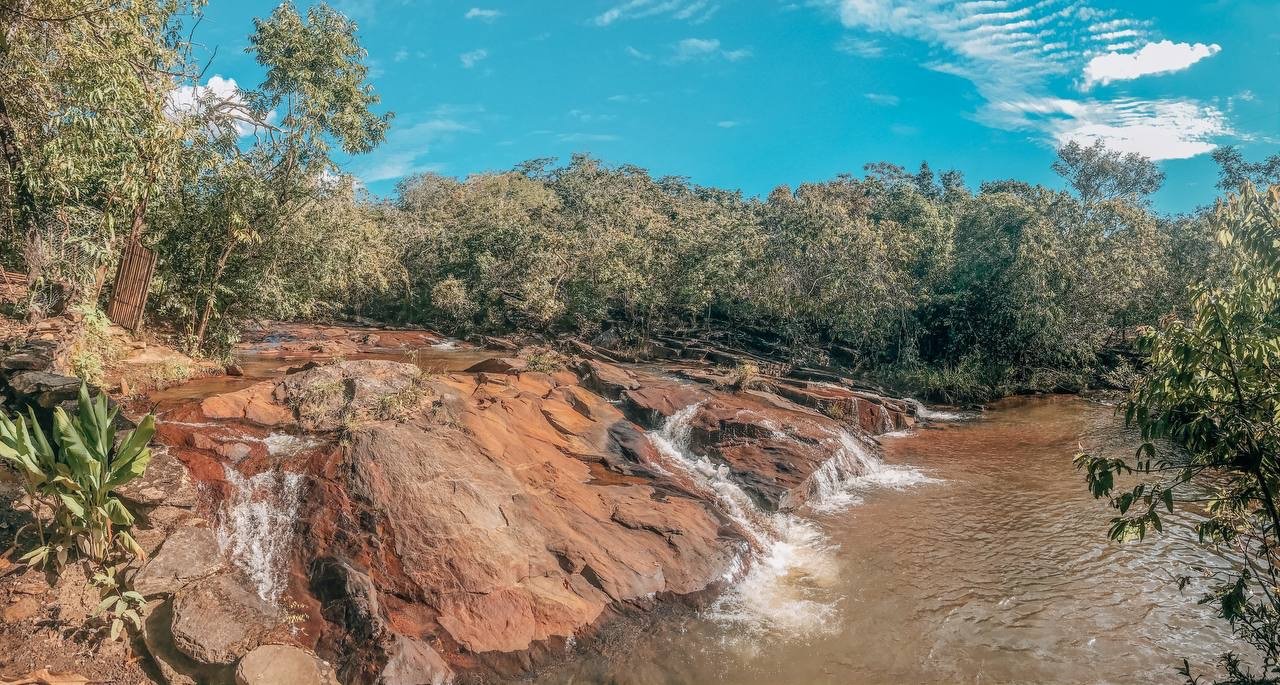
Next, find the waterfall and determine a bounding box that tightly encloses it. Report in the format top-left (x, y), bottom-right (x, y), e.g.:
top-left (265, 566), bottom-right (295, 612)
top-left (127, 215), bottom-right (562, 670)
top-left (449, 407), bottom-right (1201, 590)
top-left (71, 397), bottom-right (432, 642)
top-left (646, 405), bottom-right (839, 636)
top-left (216, 466), bottom-right (305, 606)
top-left (647, 404), bottom-right (939, 636)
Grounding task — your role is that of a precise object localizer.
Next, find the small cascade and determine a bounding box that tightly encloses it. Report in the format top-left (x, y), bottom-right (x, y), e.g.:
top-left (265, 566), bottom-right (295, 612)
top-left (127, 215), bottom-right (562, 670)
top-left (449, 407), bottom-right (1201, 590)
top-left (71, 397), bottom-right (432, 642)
top-left (646, 405), bottom-right (839, 635)
top-left (647, 404), bottom-right (940, 637)
top-left (216, 466), bottom-right (306, 605)
top-left (908, 398), bottom-right (967, 422)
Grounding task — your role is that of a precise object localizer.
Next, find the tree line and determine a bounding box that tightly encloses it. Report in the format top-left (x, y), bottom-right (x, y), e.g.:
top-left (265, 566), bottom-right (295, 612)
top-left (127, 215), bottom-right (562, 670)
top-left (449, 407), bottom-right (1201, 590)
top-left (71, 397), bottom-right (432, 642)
top-left (0, 1), bottom-right (1276, 405)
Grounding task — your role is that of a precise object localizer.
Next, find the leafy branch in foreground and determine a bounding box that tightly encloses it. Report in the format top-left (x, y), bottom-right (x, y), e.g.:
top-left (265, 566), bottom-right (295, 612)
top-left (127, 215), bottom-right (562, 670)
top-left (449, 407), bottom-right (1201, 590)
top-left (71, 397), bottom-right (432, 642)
top-left (0, 384), bottom-right (156, 640)
top-left (1076, 183), bottom-right (1280, 684)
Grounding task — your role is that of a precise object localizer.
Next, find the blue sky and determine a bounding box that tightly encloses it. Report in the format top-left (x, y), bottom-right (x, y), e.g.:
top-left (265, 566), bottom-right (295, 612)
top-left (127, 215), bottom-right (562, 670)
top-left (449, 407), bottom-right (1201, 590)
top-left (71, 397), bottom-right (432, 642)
top-left (189, 0), bottom-right (1279, 214)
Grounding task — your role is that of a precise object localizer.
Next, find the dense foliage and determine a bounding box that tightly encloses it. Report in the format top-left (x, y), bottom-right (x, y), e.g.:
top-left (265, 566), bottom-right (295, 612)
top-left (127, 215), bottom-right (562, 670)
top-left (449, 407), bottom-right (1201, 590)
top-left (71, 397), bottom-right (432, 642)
top-left (365, 145), bottom-right (1212, 401)
top-left (1076, 184), bottom-right (1280, 684)
top-left (0, 1), bottom-right (1243, 407)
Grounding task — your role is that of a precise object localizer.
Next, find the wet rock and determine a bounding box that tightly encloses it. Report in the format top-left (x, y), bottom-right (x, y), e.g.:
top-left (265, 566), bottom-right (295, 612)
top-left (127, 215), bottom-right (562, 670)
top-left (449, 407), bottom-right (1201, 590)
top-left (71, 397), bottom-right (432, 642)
top-left (133, 526), bottom-right (225, 598)
top-left (200, 383), bottom-right (293, 427)
top-left (143, 597), bottom-right (232, 685)
top-left (463, 357), bottom-right (527, 375)
top-left (234, 645), bottom-right (341, 685)
top-left (225, 364), bottom-right (244, 377)
top-left (171, 572), bottom-right (283, 665)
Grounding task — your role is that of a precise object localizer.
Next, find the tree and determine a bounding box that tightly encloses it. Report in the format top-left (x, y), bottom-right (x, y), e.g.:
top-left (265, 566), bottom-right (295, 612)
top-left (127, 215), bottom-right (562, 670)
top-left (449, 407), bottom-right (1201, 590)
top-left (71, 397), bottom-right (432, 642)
top-left (1213, 147), bottom-right (1280, 192)
top-left (0, 0), bottom-right (197, 311)
top-left (1076, 183), bottom-right (1280, 684)
top-left (1053, 139), bottom-right (1165, 208)
top-left (158, 1), bottom-right (391, 351)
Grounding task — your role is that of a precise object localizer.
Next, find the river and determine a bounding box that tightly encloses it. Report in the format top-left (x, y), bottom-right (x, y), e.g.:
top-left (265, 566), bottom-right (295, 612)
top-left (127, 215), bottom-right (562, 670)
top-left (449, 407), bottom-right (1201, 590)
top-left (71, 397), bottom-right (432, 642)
top-left (534, 394), bottom-right (1243, 685)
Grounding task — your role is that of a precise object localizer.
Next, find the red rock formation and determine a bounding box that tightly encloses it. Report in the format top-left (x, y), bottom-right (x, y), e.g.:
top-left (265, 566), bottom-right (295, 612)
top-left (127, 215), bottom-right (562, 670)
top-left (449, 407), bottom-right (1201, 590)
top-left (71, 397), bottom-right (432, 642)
top-left (144, 351), bottom-right (918, 683)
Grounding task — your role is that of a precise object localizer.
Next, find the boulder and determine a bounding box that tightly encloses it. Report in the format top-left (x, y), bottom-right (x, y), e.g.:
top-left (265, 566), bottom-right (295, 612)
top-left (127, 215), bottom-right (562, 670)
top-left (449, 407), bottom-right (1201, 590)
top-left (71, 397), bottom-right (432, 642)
top-left (116, 445), bottom-right (199, 509)
top-left (379, 636), bottom-right (453, 685)
top-left (234, 645), bottom-right (341, 685)
top-left (133, 526), bottom-right (225, 598)
top-left (463, 357), bottom-right (527, 375)
top-left (277, 359), bottom-right (423, 432)
top-left (574, 359), bottom-right (640, 399)
top-left (171, 572), bottom-right (283, 665)
top-left (7, 370), bottom-right (81, 407)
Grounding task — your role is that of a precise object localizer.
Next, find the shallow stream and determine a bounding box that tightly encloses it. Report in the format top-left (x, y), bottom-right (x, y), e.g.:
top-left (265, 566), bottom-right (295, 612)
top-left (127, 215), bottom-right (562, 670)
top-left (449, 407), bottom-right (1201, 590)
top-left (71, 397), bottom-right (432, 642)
top-left (536, 395), bottom-right (1243, 684)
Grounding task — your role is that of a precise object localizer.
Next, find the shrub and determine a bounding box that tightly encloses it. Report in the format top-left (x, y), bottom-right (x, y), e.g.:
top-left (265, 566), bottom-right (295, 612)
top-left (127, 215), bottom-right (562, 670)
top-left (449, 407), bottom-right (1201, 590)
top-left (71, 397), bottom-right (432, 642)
top-left (0, 384), bottom-right (155, 641)
top-left (69, 305), bottom-right (123, 387)
top-left (0, 384), bottom-right (154, 566)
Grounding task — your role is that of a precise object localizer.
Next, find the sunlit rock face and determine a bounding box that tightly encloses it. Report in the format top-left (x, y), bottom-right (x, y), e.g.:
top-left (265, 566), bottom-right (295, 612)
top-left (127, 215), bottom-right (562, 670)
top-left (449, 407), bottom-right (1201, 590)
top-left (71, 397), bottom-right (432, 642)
top-left (149, 349), bottom-right (916, 683)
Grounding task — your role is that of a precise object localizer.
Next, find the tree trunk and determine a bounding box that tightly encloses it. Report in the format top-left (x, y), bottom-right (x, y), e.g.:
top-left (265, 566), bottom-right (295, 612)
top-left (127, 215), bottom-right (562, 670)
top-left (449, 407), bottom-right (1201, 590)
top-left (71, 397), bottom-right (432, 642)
top-left (193, 239), bottom-right (236, 350)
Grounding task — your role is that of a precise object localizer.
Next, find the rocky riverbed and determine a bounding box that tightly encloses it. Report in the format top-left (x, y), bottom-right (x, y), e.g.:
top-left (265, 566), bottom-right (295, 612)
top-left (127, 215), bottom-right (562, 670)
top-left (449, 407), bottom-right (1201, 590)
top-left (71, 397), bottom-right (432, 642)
top-left (0, 322), bottom-right (923, 684)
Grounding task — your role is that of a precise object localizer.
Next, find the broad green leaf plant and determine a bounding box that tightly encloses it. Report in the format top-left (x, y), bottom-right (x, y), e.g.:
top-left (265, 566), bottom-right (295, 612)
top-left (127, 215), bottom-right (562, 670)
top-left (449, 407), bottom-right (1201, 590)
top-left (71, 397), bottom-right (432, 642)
top-left (1076, 183), bottom-right (1280, 684)
top-left (0, 384), bottom-right (156, 640)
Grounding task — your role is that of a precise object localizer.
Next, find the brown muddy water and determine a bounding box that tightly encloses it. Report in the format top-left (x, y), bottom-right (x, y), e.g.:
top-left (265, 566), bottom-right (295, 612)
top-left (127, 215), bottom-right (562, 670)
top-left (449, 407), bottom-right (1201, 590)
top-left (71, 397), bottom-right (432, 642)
top-left (534, 395), bottom-right (1243, 685)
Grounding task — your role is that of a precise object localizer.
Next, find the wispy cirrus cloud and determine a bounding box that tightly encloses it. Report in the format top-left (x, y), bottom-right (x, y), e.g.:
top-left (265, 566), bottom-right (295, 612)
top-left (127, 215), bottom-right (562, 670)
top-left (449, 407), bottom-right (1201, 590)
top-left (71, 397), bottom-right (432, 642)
top-left (464, 7), bottom-right (502, 21)
top-left (865, 92), bottom-right (899, 106)
top-left (353, 113), bottom-right (478, 183)
top-left (459, 48), bottom-right (489, 68)
top-left (594, 0), bottom-right (719, 27)
top-left (823, 0), bottom-right (1231, 160)
top-left (670, 37), bottom-right (751, 63)
top-left (835, 36), bottom-right (883, 58)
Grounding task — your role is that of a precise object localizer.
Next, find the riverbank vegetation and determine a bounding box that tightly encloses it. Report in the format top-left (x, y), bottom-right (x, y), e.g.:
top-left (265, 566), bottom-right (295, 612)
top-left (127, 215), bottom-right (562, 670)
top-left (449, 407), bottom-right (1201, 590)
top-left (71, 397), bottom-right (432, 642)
top-left (1077, 184), bottom-right (1280, 684)
top-left (2, 1), bottom-right (1271, 404)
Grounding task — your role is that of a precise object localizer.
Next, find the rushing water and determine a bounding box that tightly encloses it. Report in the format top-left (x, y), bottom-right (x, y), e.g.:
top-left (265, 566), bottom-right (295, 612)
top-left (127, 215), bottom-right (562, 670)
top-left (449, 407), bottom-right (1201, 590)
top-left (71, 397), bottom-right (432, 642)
top-left (215, 464), bottom-right (306, 606)
top-left (536, 395), bottom-right (1244, 685)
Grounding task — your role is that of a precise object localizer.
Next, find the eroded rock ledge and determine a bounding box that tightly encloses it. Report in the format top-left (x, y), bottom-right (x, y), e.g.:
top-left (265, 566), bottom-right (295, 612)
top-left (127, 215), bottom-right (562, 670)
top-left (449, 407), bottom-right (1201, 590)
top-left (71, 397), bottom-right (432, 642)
top-left (138, 343), bottom-right (916, 684)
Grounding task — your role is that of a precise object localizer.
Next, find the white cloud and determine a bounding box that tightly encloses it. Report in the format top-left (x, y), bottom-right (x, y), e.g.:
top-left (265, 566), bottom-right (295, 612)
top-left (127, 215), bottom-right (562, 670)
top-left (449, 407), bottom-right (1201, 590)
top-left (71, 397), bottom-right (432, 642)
top-left (716, 120), bottom-right (740, 128)
top-left (865, 92), bottom-right (899, 106)
top-left (670, 37), bottom-right (750, 63)
top-left (826, 0), bottom-right (1232, 161)
top-left (393, 47), bottom-right (409, 62)
top-left (1083, 40), bottom-right (1220, 88)
top-left (464, 7), bottom-right (502, 21)
top-left (626, 45), bottom-right (653, 60)
top-left (593, 0), bottom-right (720, 26)
top-left (166, 75), bottom-right (265, 137)
top-left (354, 117), bottom-right (476, 183)
top-left (1049, 98), bottom-right (1228, 160)
top-left (460, 49), bottom-right (489, 68)
top-left (835, 36), bottom-right (883, 58)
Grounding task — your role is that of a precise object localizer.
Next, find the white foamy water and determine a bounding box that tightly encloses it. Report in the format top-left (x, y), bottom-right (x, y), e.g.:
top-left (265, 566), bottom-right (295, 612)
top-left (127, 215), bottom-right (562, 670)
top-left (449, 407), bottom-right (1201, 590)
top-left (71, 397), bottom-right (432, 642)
top-left (647, 404), bottom-right (936, 637)
top-left (646, 405), bottom-right (839, 637)
top-left (262, 432), bottom-right (318, 457)
top-left (801, 430), bottom-right (940, 514)
top-left (909, 398), bottom-right (968, 422)
top-left (216, 466), bottom-right (305, 605)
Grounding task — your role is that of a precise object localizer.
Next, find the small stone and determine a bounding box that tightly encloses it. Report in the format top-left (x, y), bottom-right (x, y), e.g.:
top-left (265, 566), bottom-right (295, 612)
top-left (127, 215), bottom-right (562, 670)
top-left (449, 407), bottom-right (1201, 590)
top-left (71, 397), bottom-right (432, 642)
top-left (2, 596), bottom-right (39, 622)
top-left (225, 364), bottom-right (244, 377)
top-left (234, 644), bottom-right (341, 685)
